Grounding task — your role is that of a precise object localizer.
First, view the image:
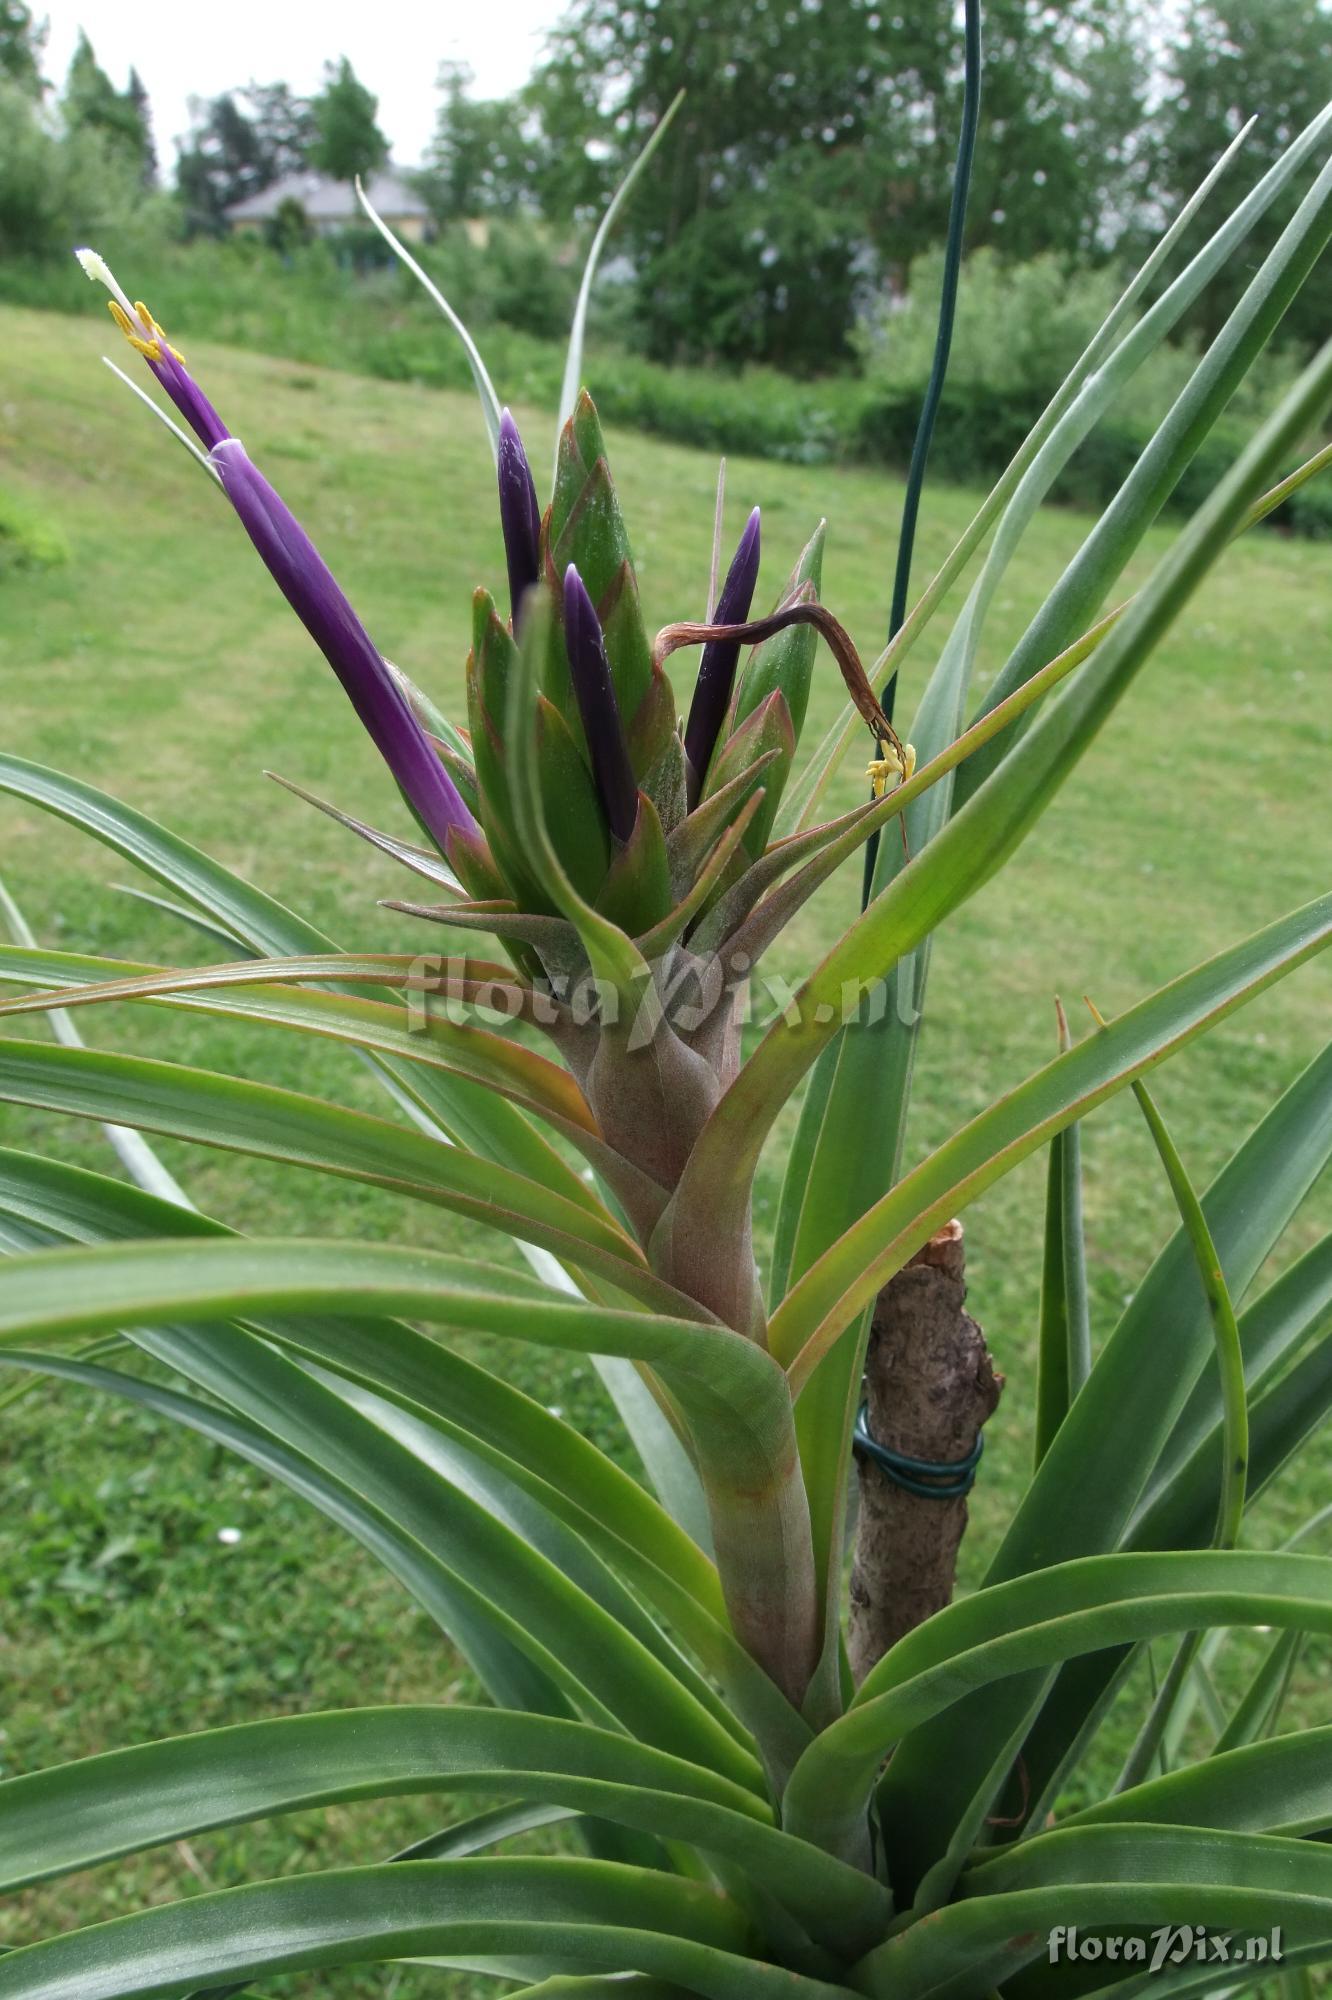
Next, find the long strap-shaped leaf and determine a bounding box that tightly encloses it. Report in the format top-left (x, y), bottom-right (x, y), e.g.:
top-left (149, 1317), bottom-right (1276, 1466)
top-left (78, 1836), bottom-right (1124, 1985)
top-left (0, 943), bottom-right (675, 1228)
top-left (1106, 1064), bottom-right (1249, 1795)
top-left (1045, 1724), bottom-right (1332, 1840)
top-left (0, 880), bottom-right (194, 1208)
top-left (852, 1826), bottom-right (1332, 2000)
top-left (0, 755), bottom-right (712, 1531)
top-left (0, 1037), bottom-right (698, 1308)
top-left (0, 753), bottom-right (594, 1209)
top-left (769, 893), bottom-right (1332, 1385)
top-left (832, 136), bottom-right (1332, 1424)
top-left (1017, 1258), bottom-right (1332, 1838)
top-left (1137, 1248), bottom-right (1332, 1557)
top-left (0, 947), bottom-right (592, 1131)
top-left (0, 1707), bottom-right (888, 1949)
top-left (781, 903), bottom-right (1327, 1719)
top-left (773, 108), bottom-right (1269, 841)
top-left (768, 111), bottom-right (1324, 1390)
top-left (894, 1039), bottom-right (1332, 1873)
top-left (134, 1313), bottom-right (747, 1765)
top-left (1142, 1225), bottom-right (1332, 1525)
top-left (0, 1161), bottom-right (730, 1739)
top-left (665, 335), bottom-right (1332, 1340)
top-left (0, 1343), bottom-right (589, 1720)
top-left (781, 1549), bottom-right (1332, 1861)
top-left (557, 93), bottom-right (685, 445)
top-left (1033, 1002), bottom-right (1090, 1463)
top-left (0, 1232), bottom-right (786, 1428)
top-left (0, 1227), bottom-right (814, 1759)
top-left (0, 1856), bottom-right (855, 2000)
top-left (2, 1333), bottom-right (756, 1786)
top-left (257, 1321), bottom-right (804, 1763)
top-left (953, 135), bottom-right (1332, 805)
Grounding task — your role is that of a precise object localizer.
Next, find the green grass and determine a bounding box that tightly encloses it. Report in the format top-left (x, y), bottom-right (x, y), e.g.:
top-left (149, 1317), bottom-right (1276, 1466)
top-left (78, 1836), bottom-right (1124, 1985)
top-left (0, 305), bottom-right (1329, 1993)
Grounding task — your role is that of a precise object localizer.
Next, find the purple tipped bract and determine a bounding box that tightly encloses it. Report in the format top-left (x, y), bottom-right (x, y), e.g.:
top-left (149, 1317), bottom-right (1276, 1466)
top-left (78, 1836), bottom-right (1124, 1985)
top-left (211, 440), bottom-right (479, 855)
top-left (562, 565), bottom-right (638, 845)
top-left (683, 505), bottom-right (761, 804)
top-left (497, 409), bottom-right (543, 625)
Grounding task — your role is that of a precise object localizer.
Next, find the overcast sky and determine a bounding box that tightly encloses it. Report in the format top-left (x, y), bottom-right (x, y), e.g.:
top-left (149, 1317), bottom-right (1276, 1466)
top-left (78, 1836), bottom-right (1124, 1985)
top-left (41, 0), bottom-right (568, 165)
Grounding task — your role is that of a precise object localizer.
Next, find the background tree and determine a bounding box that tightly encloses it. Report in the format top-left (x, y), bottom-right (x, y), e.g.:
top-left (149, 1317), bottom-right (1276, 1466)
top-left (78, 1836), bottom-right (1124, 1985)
top-left (175, 82), bottom-right (314, 237)
top-left (309, 55), bottom-right (389, 193)
top-left (516, 0), bottom-right (1148, 370)
top-left (125, 64), bottom-right (156, 187)
top-left (423, 61), bottom-right (544, 220)
top-left (0, 71), bottom-right (152, 258)
top-left (62, 30), bottom-right (152, 176)
top-left (1152, 0), bottom-right (1332, 352)
top-left (0, 0), bottom-right (45, 96)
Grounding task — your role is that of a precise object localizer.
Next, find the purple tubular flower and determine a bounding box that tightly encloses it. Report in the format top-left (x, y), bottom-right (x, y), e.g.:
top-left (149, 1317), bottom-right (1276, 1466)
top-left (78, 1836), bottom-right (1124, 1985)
top-left (497, 408), bottom-right (543, 624)
top-left (76, 250), bottom-right (478, 854)
top-left (683, 506), bottom-right (761, 804)
top-left (562, 565), bottom-right (638, 845)
top-left (211, 440), bottom-right (480, 853)
top-left (146, 341), bottom-right (232, 453)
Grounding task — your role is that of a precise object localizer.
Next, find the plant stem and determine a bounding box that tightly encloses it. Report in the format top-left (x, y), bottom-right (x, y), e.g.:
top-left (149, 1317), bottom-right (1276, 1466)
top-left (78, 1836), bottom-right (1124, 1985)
top-left (848, 1221), bottom-right (1002, 1681)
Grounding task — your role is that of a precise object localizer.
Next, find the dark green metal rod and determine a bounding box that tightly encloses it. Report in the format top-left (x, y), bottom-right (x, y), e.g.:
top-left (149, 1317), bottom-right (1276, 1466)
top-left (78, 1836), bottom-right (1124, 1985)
top-left (862, 0), bottom-right (983, 907)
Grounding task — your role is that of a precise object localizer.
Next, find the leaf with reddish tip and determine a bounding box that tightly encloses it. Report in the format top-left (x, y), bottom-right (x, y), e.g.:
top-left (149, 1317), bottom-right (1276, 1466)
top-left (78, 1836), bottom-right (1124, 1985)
top-left (595, 794), bottom-right (673, 938)
top-left (506, 594), bottom-right (651, 1003)
top-left (385, 900), bottom-right (591, 988)
top-left (445, 824), bottom-right (510, 904)
top-left (467, 590), bottom-right (553, 914)
top-left (0, 944), bottom-right (589, 1133)
top-left (637, 792), bottom-right (765, 960)
top-left (535, 696), bottom-right (611, 903)
top-left (688, 795), bottom-right (881, 963)
top-left (548, 394), bottom-right (655, 731)
top-left (665, 751), bottom-right (783, 901)
top-left (701, 690), bottom-right (795, 861)
top-left (266, 772), bottom-right (459, 890)
top-left (625, 660), bottom-right (686, 830)
top-left (435, 741), bottom-right (481, 821)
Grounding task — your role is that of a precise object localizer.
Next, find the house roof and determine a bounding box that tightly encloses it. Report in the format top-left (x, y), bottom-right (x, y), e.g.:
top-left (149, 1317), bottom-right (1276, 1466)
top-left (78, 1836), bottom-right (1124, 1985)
top-left (224, 169), bottom-right (428, 224)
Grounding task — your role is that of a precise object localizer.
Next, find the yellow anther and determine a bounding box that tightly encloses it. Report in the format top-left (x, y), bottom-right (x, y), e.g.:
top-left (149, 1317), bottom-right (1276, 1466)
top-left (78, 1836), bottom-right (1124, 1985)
top-left (866, 741), bottom-right (916, 797)
top-left (134, 302), bottom-right (185, 362)
top-left (106, 297), bottom-right (184, 366)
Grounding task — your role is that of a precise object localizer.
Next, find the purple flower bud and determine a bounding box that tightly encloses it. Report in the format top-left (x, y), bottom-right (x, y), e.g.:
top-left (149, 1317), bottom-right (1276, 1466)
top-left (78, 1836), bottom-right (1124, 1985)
top-left (497, 408), bottom-right (543, 625)
top-left (683, 506), bottom-right (761, 805)
top-left (211, 440), bottom-right (479, 853)
top-left (562, 565), bottom-right (637, 845)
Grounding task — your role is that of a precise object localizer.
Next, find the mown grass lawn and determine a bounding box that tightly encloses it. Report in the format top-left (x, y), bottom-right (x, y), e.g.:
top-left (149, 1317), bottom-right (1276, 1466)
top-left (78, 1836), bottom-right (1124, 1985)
top-left (1, 303), bottom-right (1329, 1994)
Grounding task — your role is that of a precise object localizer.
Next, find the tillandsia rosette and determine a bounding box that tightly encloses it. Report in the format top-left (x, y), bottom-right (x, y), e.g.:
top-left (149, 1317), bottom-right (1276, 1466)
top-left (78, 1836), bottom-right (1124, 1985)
top-left (77, 249), bottom-right (915, 1349)
top-left (3, 75), bottom-right (1332, 1989)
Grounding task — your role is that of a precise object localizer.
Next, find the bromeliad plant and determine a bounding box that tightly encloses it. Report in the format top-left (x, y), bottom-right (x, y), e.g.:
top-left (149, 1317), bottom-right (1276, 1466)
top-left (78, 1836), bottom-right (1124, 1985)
top-left (2, 77), bottom-right (1332, 2000)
